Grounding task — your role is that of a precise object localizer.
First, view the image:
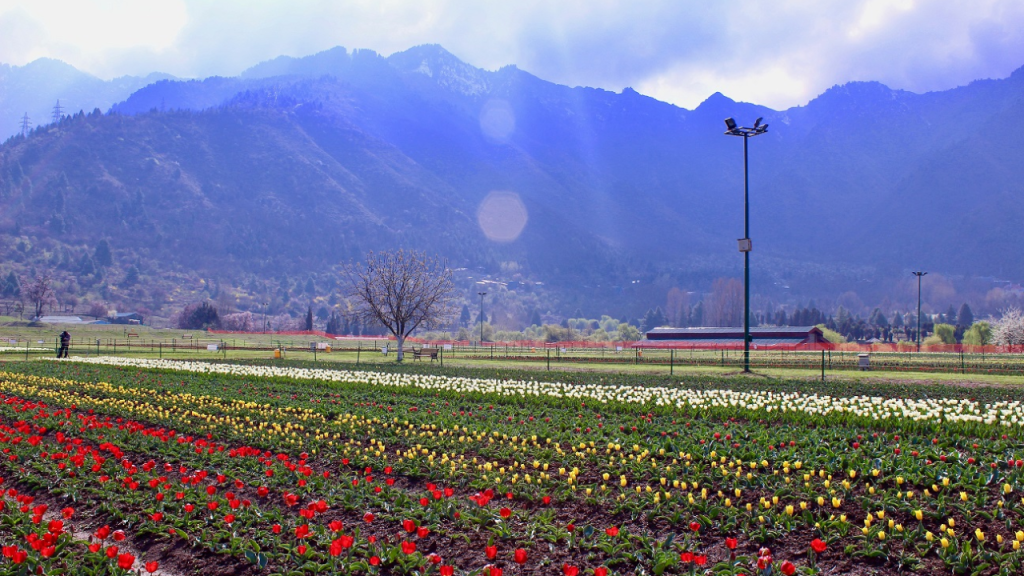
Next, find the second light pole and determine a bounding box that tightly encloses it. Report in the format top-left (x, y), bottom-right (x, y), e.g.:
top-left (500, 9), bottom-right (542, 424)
top-left (724, 117), bottom-right (768, 373)
top-left (478, 291), bottom-right (487, 346)
top-left (912, 271), bottom-right (927, 351)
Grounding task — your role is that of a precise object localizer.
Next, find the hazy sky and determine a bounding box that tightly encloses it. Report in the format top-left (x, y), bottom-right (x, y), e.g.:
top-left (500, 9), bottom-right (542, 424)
top-left (1, 0), bottom-right (1022, 109)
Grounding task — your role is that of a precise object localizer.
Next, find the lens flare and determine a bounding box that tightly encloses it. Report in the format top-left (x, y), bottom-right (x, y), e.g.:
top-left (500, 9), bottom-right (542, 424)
top-left (477, 191), bottom-right (527, 242)
top-left (479, 99), bottom-right (515, 142)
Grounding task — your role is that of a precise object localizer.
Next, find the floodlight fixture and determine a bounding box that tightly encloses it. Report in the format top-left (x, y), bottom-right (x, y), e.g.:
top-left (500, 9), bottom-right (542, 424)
top-left (724, 117), bottom-right (737, 131)
top-left (753, 117), bottom-right (762, 128)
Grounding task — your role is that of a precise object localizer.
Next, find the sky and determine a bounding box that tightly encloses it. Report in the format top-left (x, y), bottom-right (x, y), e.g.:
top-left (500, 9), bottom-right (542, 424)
top-left (1, 0), bottom-right (1022, 110)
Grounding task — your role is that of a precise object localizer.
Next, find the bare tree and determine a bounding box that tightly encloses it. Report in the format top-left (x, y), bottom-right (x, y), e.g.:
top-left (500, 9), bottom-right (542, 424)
top-left (24, 272), bottom-right (55, 320)
top-left (705, 277), bottom-right (743, 327)
top-left (344, 250), bottom-right (455, 362)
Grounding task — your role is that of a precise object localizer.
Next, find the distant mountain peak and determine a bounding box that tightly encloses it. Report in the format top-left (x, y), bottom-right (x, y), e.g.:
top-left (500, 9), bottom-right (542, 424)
top-left (387, 44), bottom-right (490, 96)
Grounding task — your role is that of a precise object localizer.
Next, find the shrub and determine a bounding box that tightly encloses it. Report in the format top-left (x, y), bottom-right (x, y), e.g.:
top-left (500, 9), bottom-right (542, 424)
top-left (176, 302), bottom-right (219, 330)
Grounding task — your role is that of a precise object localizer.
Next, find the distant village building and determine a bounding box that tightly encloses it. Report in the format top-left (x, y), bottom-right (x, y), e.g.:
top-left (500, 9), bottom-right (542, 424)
top-left (110, 312), bottom-right (144, 325)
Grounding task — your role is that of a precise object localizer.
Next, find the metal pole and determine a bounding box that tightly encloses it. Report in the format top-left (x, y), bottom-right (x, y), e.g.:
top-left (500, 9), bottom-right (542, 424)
top-left (478, 292), bottom-right (486, 345)
top-left (743, 134), bottom-right (751, 373)
top-left (913, 272), bottom-right (927, 352)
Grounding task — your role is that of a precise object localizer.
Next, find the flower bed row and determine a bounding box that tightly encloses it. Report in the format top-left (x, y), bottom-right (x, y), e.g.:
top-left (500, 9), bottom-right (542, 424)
top-left (0, 360), bottom-right (1017, 575)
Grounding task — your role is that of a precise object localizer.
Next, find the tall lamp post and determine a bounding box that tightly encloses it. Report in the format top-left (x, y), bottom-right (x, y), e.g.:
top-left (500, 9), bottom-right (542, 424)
top-left (477, 291), bottom-right (487, 346)
top-left (262, 302), bottom-right (269, 334)
top-left (724, 117), bottom-right (768, 373)
top-left (912, 271), bottom-right (927, 351)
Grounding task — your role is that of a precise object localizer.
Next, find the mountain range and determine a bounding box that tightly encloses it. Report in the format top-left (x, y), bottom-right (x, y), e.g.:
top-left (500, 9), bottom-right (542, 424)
top-left (0, 45), bottom-right (1021, 322)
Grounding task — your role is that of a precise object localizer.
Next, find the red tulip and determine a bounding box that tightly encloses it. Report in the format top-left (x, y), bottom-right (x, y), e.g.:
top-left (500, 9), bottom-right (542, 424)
top-left (145, 561), bottom-right (159, 573)
top-left (689, 521), bottom-right (701, 532)
top-left (440, 566), bottom-right (455, 576)
top-left (499, 507), bottom-right (512, 519)
top-left (403, 519), bottom-right (417, 533)
top-left (417, 526), bottom-right (430, 538)
top-left (401, 540), bottom-right (416, 554)
top-left (726, 537), bottom-right (738, 550)
top-left (369, 556), bottom-right (381, 566)
top-left (297, 545), bottom-right (307, 555)
top-left (224, 514), bottom-right (235, 524)
top-left (329, 520), bottom-right (344, 532)
top-left (681, 552), bottom-right (694, 563)
top-left (563, 564), bottom-right (579, 576)
top-left (781, 560), bottom-right (796, 576)
top-left (112, 530), bottom-right (126, 542)
top-left (605, 526), bottom-right (619, 537)
top-left (514, 548), bottom-right (528, 564)
top-left (61, 507), bottom-right (74, 519)
top-left (594, 568), bottom-right (608, 576)
top-left (117, 553), bottom-right (135, 570)
top-left (811, 538), bottom-right (827, 554)
top-left (485, 544), bottom-right (498, 559)
top-left (363, 512), bottom-right (374, 523)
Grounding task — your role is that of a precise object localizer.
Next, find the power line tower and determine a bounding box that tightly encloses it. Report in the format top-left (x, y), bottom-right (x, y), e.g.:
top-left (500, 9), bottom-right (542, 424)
top-left (20, 113), bottom-right (31, 137)
top-left (51, 100), bottom-right (64, 124)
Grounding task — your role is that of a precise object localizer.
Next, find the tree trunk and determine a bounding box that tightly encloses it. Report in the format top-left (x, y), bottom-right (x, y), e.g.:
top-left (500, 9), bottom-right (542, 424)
top-left (396, 334), bottom-right (405, 362)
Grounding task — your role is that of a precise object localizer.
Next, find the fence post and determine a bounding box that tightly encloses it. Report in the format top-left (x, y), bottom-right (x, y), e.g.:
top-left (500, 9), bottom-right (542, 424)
top-left (356, 344), bottom-right (360, 366)
top-left (440, 347), bottom-right (443, 368)
top-left (25, 340), bottom-right (28, 361)
top-left (670, 349), bottom-right (674, 376)
top-left (159, 342), bottom-right (162, 359)
top-left (546, 348), bottom-right (550, 371)
top-left (821, 349), bottom-right (825, 381)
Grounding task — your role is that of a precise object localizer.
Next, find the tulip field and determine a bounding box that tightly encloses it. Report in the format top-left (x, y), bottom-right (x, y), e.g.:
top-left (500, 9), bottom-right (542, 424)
top-left (0, 358), bottom-right (1020, 575)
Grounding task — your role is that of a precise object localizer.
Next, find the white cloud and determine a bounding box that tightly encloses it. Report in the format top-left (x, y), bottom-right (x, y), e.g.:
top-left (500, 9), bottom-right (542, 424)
top-left (0, 0), bottom-right (1022, 109)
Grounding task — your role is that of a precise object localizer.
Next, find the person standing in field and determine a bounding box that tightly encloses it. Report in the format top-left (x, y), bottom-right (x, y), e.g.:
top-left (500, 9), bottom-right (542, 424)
top-left (58, 330), bottom-right (70, 358)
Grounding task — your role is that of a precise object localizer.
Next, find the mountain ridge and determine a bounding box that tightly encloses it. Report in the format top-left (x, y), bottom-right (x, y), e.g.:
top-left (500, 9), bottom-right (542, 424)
top-left (0, 46), bottom-right (1021, 323)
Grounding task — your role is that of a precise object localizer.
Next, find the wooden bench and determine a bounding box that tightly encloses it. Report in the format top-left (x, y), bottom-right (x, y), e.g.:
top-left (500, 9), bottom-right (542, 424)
top-left (412, 348), bottom-right (439, 361)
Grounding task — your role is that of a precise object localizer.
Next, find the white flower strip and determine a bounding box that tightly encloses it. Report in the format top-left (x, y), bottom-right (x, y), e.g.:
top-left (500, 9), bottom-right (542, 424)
top-left (58, 356), bottom-right (1023, 428)
top-left (0, 347), bottom-right (49, 352)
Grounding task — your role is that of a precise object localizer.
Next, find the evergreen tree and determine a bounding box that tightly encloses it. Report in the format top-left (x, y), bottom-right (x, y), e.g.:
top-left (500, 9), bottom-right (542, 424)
top-left (325, 312), bottom-right (343, 335)
top-left (124, 265), bottom-right (140, 287)
top-left (304, 306), bottom-right (313, 331)
top-left (690, 301), bottom-right (704, 326)
top-left (459, 304), bottom-right (471, 327)
top-left (94, 239), bottom-right (113, 267)
top-left (2, 272), bottom-right (20, 298)
top-left (304, 277), bottom-right (315, 295)
top-left (956, 303), bottom-right (974, 327)
top-left (529, 309), bottom-right (542, 327)
top-left (944, 304), bottom-right (957, 325)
